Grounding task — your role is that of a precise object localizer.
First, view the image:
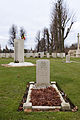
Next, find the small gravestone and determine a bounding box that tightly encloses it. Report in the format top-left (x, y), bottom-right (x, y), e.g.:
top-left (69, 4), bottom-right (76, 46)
top-left (66, 55), bottom-right (70, 63)
top-left (57, 53), bottom-right (61, 58)
top-left (52, 53), bottom-right (57, 58)
top-left (63, 53), bottom-right (65, 58)
top-left (14, 39), bottom-right (24, 63)
top-left (33, 53), bottom-right (38, 58)
top-left (47, 53), bottom-right (50, 58)
top-left (40, 52), bottom-right (44, 58)
top-left (36, 59), bottom-right (50, 87)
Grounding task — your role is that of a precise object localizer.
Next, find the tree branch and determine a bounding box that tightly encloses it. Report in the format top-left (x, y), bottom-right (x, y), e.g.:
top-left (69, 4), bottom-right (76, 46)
top-left (64, 21), bottom-right (74, 40)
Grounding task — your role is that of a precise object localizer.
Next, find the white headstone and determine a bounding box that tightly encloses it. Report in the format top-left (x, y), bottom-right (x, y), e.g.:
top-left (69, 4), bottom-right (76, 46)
top-left (66, 55), bottom-right (70, 63)
top-left (2, 53), bottom-right (6, 58)
top-left (33, 53), bottom-right (38, 58)
top-left (0, 53), bottom-right (2, 58)
top-left (76, 50), bottom-right (80, 57)
top-left (38, 52), bottom-right (44, 58)
top-left (26, 53), bottom-right (30, 58)
top-left (0, 53), bottom-right (4, 58)
top-left (41, 52), bottom-right (44, 58)
top-left (63, 53), bottom-right (65, 58)
top-left (46, 53), bottom-right (50, 58)
top-left (52, 53), bottom-right (57, 58)
top-left (6, 53), bottom-right (9, 58)
top-left (60, 53), bottom-right (63, 58)
top-left (57, 53), bottom-right (61, 58)
top-left (36, 60), bottom-right (50, 87)
top-left (14, 39), bottom-right (24, 63)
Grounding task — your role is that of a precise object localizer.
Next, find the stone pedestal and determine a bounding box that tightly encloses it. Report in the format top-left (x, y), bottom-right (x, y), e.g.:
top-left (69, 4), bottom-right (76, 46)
top-left (14, 39), bottom-right (24, 63)
top-left (66, 55), bottom-right (70, 63)
top-left (36, 60), bottom-right (50, 87)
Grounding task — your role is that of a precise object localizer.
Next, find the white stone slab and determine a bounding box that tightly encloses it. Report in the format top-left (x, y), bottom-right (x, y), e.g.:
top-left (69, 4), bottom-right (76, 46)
top-left (36, 59), bottom-right (50, 87)
top-left (8, 62), bottom-right (34, 67)
top-left (23, 102), bottom-right (32, 109)
top-left (23, 84), bottom-right (34, 109)
top-left (61, 102), bottom-right (70, 111)
top-left (52, 84), bottom-right (70, 110)
top-left (32, 106), bottom-right (61, 110)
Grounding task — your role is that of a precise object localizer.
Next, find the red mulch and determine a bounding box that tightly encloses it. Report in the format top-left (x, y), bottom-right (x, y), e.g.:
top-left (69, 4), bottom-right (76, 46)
top-left (30, 86), bottom-right (62, 106)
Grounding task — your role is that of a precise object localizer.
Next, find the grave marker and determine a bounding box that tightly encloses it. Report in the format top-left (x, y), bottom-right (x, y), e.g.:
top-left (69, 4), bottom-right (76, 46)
top-left (14, 39), bottom-right (24, 63)
top-left (66, 55), bottom-right (70, 63)
top-left (36, 59), bottom-right (50, 87)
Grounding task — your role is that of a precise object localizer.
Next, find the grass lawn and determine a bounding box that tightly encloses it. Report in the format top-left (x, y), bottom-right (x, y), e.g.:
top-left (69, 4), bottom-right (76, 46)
top-left (0, 57), bottom-right (80, 120)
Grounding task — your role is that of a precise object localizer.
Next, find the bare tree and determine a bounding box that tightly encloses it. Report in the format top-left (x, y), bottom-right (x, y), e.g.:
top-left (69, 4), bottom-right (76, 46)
top-left (50, 0), bottom-right (74, 52)
top-left (35, 31), bottom-right (41, 52)
top-left (9, 24), bottom-right (17, 47)
top-left (35, 28), bottom-right (50, 53)
top-left (5, 45), bottom-right (9, 52)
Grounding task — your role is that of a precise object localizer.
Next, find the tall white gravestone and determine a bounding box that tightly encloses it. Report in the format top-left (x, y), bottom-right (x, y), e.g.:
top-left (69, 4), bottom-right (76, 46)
top-left (36, 59), bottom-right (50, 87)
top-left (14, 39), bottom-right (24, 63)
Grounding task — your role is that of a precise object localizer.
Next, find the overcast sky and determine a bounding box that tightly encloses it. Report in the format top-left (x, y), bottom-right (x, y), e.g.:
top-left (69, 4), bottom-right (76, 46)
top-left (0, 0), bottom-right (80, 49)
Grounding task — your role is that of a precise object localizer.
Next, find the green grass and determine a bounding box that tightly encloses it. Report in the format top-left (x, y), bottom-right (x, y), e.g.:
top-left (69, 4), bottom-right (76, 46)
top-left (0, 58), bottom-right (80, 120)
